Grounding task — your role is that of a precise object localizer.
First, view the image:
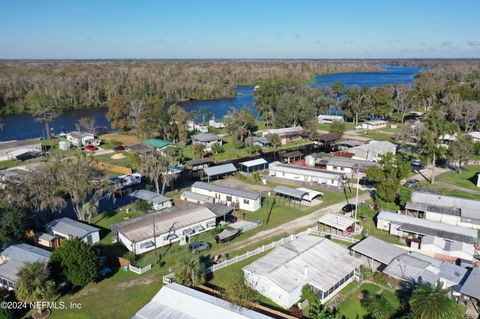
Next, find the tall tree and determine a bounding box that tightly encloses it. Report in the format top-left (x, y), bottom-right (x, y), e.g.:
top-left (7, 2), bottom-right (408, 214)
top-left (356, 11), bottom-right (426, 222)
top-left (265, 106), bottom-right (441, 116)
top-left (76, 117), bottom-right (96, 133)
top-left (446, 133), bottom-right (475, 169)
top-left (409, 283), bottom-right (464, 319)
top-left (26, 89), bottom-right (60, 139)
top-left (106, 95), bottom-right (133, 131)
top-left (343, 86), bottom-right (369, 125)
top-left (0, 204), bottom-right (29, 246)
top-left (138, 150), bottom-right (174, 194)
top-left (224, 107), bottom-right (257, 143)
top-left (128, 99), bottom-right (145, 136)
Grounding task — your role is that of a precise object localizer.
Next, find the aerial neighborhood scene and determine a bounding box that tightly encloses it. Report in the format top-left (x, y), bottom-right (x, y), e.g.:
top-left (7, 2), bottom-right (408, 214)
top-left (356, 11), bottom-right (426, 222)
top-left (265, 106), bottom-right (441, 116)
top-left (1, 1), bottom-right (480, 319)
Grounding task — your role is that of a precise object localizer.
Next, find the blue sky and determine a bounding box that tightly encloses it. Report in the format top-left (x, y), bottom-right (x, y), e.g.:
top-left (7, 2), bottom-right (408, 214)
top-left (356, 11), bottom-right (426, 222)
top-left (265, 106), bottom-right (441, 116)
top-left (0, 0), bottom-right (479, 59)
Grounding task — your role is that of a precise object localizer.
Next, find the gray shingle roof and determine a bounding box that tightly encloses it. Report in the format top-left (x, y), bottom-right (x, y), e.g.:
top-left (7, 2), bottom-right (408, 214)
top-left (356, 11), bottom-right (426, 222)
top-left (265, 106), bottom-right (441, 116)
top-left (192, 133), bottom-right (222, 143)
top-left (192, 181), bottom-right (261, 200)
top-left (45, 218), bottom-right (100, 239)
top-left (129, 189), bottom-right (171, 204)
top-left (204, 163), bottom-right (237, 177)
top-left (351, 236), bottom-right (405, 265)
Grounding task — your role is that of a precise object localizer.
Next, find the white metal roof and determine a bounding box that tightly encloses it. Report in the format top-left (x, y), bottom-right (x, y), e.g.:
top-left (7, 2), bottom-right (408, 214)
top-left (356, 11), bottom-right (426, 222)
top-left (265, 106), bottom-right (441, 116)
top-left (350, 236), bottom-right (405, 265)
top-left (243, 235), bottom-right (361, 293)
top-left (296, 187), bottom-right (323, 201)
top-left (204, 163), bottom-right (237, 177)
top-left (192, 181), bottom-right (261, 200)
top-left (133, 283), bottom-right (272, 319)
top-left (45, 217), bottom-right (100, 239)
top-left (421, 236), bottom-right (474, 255)
top-left (318, 213), bottom-right (356, 231)
top-left (239, 158), bottom-right (268, 168)
top-left (273, 186), bottom-right (308, 199)
top-left (269, 163), bottom-right (345, 181)
top-left (460, 268), bottom-right (480, 300)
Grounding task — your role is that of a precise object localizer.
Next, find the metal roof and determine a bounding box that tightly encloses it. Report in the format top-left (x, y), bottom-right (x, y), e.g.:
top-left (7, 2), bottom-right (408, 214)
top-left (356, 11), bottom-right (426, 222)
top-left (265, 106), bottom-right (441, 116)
top-left (336, 140), bottom-right (365, 147)
top-left (318, 156), bottom-right (378, 170)
top-left (251, 136), bottom-right (270, 144)
top-left (399, 223), bottom-right (476, 244)
top-left (201, 203), bottom-right (234, 217)
top-left (350, 236), bottom-right (405, 265)
top-left (181, 191), bottom-right (213, 203)
top-left (143, 139), bottom-right (172, 149)
top-left (204, 163), bottom-right (237, 177)
top-left (192, 182), bottom-right (261, 200)
top-left (273, 186), bottom-right (308, 199)
top-left (263, 126), bottom-right (304, 136)
top-left (377, 211), bottom-right (477, 243)
top-left (349, 141), bottom-right (396, 157)
top-left (112, 205), bottom-right (217, 243)
top-left (407, 191), bottom-right (480, 221)
top-left (45, 218), bottom-right (100, 239)
top-left (318, 213), bottom-right (357, 231)
top-left (243, 235), bottom-right (361, 293)
top-left (0, 259), bottom-right (25, 282)
top-left (192, 133), bottom-right (222, 143)
top-left (129, 189), bottom-right (171, 204)
top-left (133, 283), bottom-right (273, 319)
top-left (269, 163), bottom-right (345, 181)
top-left (1, 243), bottom-right (51, 264)
top-left (421, 235), bottom-right (474, 255)
top-left (296, 187), bottom-right (323, 201)
top-left (0, 138), bottom-right (41, 151)
top-left (238, 158), bottom-right (268, 168)
top-left (460, 268), bottom-right (480, 300)
top-left (281, 151), bottom-right (304, 158)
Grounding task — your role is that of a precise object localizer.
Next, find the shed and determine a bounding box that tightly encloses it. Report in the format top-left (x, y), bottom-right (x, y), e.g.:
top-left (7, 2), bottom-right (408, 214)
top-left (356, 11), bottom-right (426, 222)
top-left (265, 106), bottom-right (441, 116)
top-left (318, 213), bottom-right (357, 236)
top-left (129, 189), bottom-right (172, 211)
top-left (280, 151), bottom-right (304, 164)
top-left (203, 163), bottom-right (237, 181)
top-left (238, 158), bottom-right (268, 173)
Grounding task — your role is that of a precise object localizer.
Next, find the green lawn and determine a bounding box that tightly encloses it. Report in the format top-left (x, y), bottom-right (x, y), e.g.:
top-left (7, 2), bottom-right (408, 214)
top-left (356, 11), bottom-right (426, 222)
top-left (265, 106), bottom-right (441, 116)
top-left (93, 151), bottom-right (139, 169)
top-left (0, 159), bottom-right (21, 170)
top-left (437, 165), bottom-right (480, 191)
top-left (417, 182), bottom-right (480, 200)
top-left (317, 122), bottom-right (356, 132)
top-left (337, 283), bottom-right (400, 319)
top-left (355, 205), bottom-right (403, 245)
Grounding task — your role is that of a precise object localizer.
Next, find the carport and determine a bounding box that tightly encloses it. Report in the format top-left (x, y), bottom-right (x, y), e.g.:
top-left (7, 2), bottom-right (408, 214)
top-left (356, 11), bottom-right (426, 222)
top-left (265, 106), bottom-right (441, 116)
top-left (273, 186), bottom-right (309, 207)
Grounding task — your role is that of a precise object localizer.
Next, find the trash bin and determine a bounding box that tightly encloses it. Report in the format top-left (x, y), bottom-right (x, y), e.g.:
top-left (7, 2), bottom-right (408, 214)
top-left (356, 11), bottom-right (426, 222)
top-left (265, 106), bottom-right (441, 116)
top-left (123, 265), bottom-right (129, 272)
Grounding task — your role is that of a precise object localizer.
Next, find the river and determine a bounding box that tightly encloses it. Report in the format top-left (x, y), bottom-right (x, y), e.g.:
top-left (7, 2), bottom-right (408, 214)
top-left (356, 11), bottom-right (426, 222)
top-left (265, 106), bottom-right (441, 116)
top-left (0, 65), bottom-right (422, 141)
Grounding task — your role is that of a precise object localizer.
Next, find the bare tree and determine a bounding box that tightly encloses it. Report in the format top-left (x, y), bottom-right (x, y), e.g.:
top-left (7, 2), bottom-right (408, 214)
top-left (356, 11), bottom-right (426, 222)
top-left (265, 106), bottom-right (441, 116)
top-left (128, 99), bottom-right (145, 136)
top-left (76, 117), bottom-right (97, 133)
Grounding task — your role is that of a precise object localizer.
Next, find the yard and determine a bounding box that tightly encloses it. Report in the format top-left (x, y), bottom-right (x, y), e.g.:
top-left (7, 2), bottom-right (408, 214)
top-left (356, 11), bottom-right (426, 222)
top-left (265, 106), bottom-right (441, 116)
top-left (93, 151), bottom-right (139, 169)
top-left (416, 181), bottom-right (480, 200)
top-left (436, 165), bottom-right (480, 191)
top-left (355, 205), bottom-right (403, 245)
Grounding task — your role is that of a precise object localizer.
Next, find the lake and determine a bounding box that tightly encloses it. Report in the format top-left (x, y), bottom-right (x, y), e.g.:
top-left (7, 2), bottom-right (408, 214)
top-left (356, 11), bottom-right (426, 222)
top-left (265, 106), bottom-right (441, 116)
top-left (0, 65), bottom-right (422, 141)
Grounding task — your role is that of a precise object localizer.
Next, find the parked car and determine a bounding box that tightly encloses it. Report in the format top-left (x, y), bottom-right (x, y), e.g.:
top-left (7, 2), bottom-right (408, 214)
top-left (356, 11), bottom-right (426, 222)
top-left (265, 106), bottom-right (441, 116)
top-left (342, 203), bottom-right (356, 213)
top-left (411, 160), bottom-right (424, 170)
top-left (113, 145), bottom-right (127, 151)
top-left (404, 179), bottom-right (420, 188)
top-left (189, 241), bottom-right (212, 254)
top-left (85, 145), bottom-right (98, 151)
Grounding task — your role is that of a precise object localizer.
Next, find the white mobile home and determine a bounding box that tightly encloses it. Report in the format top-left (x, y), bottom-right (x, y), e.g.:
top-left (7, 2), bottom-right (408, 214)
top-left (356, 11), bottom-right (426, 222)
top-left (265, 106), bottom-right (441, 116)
top-left (45, 217), bottom-right (101, 245)
top-left (348, 141), bottom-right (397, 162)
top-left (0, 138), bottom-right (42, 161)
top-left (317, 114), bottom-right (344, 124)
top-left (359, 120), bottom-right (387, 130)
top-left (66, 131), bottom-right (99, 147)
top-left (317, 156), bottom-right (378, 178)
top-left (243, 235), bottom-right (361, 308)
top-left (190, 181), bottom-right (261, 212)
top-left (269, 162), bottom-right (345, 188)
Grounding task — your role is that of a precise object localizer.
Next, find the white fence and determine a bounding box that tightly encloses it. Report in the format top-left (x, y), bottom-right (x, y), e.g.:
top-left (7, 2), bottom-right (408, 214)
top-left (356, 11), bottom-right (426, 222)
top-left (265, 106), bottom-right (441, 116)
top-left (307, 227), bottom-right (360, 243)
top-left (129, 264), bottom-right (152, 274)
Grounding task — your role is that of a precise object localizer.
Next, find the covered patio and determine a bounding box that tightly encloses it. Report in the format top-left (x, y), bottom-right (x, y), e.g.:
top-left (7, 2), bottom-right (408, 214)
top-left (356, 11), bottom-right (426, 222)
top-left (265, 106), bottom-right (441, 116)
top-left (280, 151), bottom-right (304, 164)
top-left (318, 213), bottom-right (358, 236)
top-left (273, 186), bottom-right (308, 206)
top-left (238, 158), bottom-right (268, 173)
top-left (203, 163), bottom-right (237, 181)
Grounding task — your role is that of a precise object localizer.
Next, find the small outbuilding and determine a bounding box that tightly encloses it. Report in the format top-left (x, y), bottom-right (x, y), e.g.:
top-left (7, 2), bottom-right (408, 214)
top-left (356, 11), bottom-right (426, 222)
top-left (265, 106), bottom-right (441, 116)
top-left (203, 163), bottom-right (237, 181)
top-left (129, 189), bottom-right (173, 211)
top-left (318, 213), bottom-right (357, 236)
top-left (238, 158), bottom-right (268, 173)
top-left (273, 186), bottom-right (309, 206)
top-left (45, 217), bottom-right (101, 245)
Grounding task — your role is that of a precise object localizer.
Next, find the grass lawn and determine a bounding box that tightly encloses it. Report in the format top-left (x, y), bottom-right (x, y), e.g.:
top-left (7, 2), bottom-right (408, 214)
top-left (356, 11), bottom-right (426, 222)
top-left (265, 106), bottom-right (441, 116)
top-left (355, 205), bottom-right (403, 245)
top-left (93, 152), bottom-right (139, 169)
top-left (437, 165), bottom-right (480, 191)
top-left (417, 182), bottom-right (480, 200)
top-left (362, 130), bottom-right (395, 142)
top-left (336, 283), bottom-right (400, 319)
top-left (317, 122), bottom-right (356, 132)
top-left (0, 159), bottom-right (22, 170)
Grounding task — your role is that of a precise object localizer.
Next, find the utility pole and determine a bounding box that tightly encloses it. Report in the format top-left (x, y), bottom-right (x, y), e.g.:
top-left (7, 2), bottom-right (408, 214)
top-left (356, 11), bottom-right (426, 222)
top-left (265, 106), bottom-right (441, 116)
top-left (354, 168), bottom-right (360, 223)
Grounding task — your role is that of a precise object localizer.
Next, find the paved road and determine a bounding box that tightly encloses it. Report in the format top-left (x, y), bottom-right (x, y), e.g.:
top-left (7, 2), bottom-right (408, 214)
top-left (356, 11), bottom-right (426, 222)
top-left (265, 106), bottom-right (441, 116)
top-left (224, 192), bottom-right (371, 253)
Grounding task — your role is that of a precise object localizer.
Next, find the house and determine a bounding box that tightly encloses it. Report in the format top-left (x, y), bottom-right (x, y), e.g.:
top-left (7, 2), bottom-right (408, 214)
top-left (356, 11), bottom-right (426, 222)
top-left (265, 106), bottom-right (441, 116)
top-left (0, 138), bottom-right (42, 161)
top-left (192, 133), bottom-right (223, 152)
top-left (129, 189), bottom-right (173, 211)
top-left (186, 158), bottom-right (214, 171)
top-left (358, 120), bottom-right (387, 130)
top-left (132, 283), bottom-right (273, 319)
top-left (0, 243), bottom-right (51, 290)
top-left (187, 120), bottom-right (209, 133)
top-left (376, 211), bottom-right (478, 244)
top-left (203, 163), bottom-right (237, 181)
top-left (143, 139), bottom-right (172, 151)
top-left (242, 235), bottom-right (361, 308)
top-left (383, 251), bottom-right (468, 288)
top-left (208, 119), bottom-right (225, 129)
top-left (190, 181), bottom-right (261, 212)
top-left (349, 141), bottom-right (397, 161)
top-left (66, 131), bottom-right (99, 147)
top-left (418, 235), bottom-right (475, 262)
top-left (269, 162), bottom-right (345, 188)
top-left (350, 236), bottom-right (406, 271)
top-left (111, 205), bottom-right (224, 254)
top-left (467, 131), bottom-right (480, 143)
top-left (313, 133), bottom-right (341, 150)
top-left (262, 126), bottom-right (304, 145)
top-left (44, 217), bottom-right (101, 245)
top-left (316, 156), bottom-right (378, 178)
top-left (318, 213), bottom-right (358, 236)
top-left (317, 114), bottom-right (344, 124)
top-left (336, 140), bottom-right (366, 150)
top-left (238, 158), bottom-right (268, 173)
top-left (249, 136), bottom-right (270, 147)
top-left (405, 191), bottom-right (480, 230)
top-left (459, 268), bottom-right (480, 303)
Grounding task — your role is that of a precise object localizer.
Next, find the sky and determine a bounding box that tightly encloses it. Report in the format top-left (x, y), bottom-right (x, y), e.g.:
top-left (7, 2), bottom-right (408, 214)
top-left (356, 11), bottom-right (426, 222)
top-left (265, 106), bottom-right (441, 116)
top-left (0, 0), bottom-right (479, 59)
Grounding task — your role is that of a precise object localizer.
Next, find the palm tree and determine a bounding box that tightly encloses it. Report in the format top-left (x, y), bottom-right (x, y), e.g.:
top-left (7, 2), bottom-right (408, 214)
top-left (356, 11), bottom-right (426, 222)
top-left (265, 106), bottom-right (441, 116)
top-left (361, 294), bottom-right (396, 319)
top-left (269, 133), bottom-right (281, 160)
top-left (193, 143), bottom-right (206, 160)
top-left (409, 283), bottom-right (464, 319)
top-left (174, 256), bottom-right (203, 287)
top-left (16, 262), bottom-right (55, 311)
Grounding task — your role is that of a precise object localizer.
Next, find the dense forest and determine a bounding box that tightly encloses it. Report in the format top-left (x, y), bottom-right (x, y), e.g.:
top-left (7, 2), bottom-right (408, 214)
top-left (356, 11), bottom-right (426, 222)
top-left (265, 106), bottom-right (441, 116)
top-left (0, 60), bottom-right (382, 114)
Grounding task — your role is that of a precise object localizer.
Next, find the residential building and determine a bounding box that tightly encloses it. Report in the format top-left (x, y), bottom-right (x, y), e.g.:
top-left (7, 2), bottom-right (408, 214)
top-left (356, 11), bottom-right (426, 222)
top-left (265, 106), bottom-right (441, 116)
top-left (208, 119), bottom-right (225, 129)
top-left (0, 243), bottom-right (51, 290)
top-left (242, 235), bottom-right (361, 308)
top-left (316, 156), bottom-right (378, 178)
top-left (418, 235), bottom-right (475, 262)
top-left (317, 114), bottom-right (344, 124)
top-left (262, 126), bottom-right (304, 145)
top-left (187, 120), bottom-right (209, 133)
top-left (359, 120), bottom-right (387, 130)
top-left (143, 139), bottom-right (172, 151)
top-left (190, 181), bottom-right (261, 212)
top-left (66, 131), bottom-right (99, 147)
top-left (180, 191), bottom-right (214, 204)
top-left (467, 131), bottom-right (480, 143)
top-left (248, 136), bottom-right (270, 147)
top-left (0, 138), bottom-right (42, 161)
top-left (376, 211), bottom-right (478, 244)
top-left (132, 283), bottom-right (273, 319)
top-left (192, 133), bottom-right (223, 152)
top-left (269, 162), bottom-right (345, 188)
top-left (350, 236), bottom-right (406, 271)
top-left (44, 217), bottom-right (101, 245)
top-left (406, 191), bottom-right (480, 230)
top-left (349, 141), bottom-right (397, 161)
top-left (238, 158), bottom-right (268, 173)
top-left (129, 189), bottom-right (173, 211)
top-left (111, 205), bottom-right (223, 254)
top-left (336, 140), bottom-right (366, 150)
top-left (203, 163), bottom-right (237, 181)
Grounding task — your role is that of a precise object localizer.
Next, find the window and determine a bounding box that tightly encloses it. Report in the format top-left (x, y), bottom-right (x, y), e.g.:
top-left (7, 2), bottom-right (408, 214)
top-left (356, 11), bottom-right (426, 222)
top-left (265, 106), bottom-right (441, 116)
top-left (226, 196), bottom-right (232, 202)
top-left (163, 234), bottom-right (178, 241)
top-left (206, 220), bottom-right (216, 228)
top-left (243, 199), bottom-right (249, 205)
top-left (193, 224), bottom-right (205, 232)
top-left (139, 241), bottom-right (155, 249)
